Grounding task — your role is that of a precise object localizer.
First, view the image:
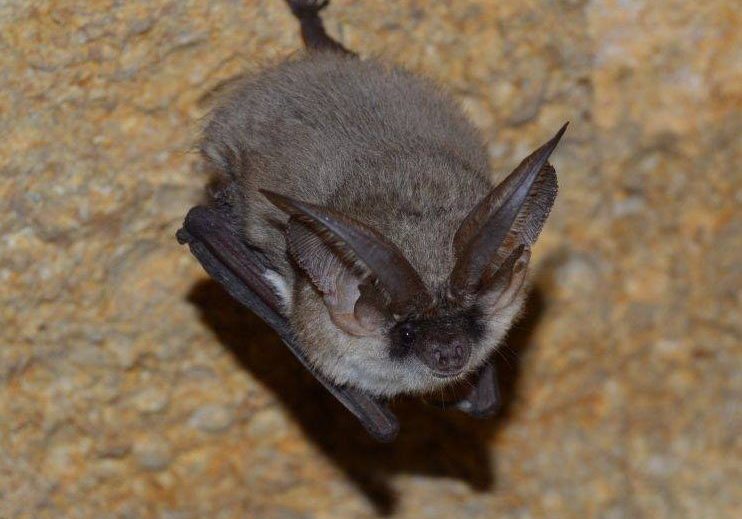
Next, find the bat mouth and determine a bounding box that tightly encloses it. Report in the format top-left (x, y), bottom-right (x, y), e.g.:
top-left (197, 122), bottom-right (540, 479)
top-left (429, 367), bottom-right (467, 379)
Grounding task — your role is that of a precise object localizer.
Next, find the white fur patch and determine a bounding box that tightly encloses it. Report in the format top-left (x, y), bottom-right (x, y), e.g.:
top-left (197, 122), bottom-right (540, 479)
top-left (263, 269), bottom-right (292, 313)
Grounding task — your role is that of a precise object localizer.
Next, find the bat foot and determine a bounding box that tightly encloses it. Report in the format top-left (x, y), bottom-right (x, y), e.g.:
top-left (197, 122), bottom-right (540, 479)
top-left (287, 0), bottom-right (330, 20)
top-left (285, 0), bottom-right (355, 56)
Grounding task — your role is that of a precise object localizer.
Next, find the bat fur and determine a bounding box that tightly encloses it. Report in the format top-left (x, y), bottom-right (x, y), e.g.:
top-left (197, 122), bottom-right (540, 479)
top-left (197, 0), bottom-right (562, 398)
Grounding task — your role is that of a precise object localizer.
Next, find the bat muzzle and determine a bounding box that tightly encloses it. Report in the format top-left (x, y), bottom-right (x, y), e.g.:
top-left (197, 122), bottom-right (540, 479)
top-left (416, 339), bottom-right (471, 378)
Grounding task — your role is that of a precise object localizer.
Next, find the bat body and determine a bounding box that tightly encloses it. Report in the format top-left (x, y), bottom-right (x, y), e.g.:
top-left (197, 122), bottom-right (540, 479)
top-left (179, 0), bottom-right (566, 440)
top-left (202, 54), bottom-right (521, 396)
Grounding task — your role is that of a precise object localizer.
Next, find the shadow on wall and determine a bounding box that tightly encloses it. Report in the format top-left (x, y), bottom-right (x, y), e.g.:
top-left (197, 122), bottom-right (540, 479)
top-left (188, 280), bottom-right (545, 516)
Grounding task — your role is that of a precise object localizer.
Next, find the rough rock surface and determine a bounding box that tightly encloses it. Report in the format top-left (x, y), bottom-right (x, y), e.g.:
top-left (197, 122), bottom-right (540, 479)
top-left (1, 1), bottom-right (739, 518)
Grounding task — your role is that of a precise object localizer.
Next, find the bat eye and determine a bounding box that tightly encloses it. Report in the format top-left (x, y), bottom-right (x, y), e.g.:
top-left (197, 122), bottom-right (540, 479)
top-left (399, 323), bottom-right (416, 346)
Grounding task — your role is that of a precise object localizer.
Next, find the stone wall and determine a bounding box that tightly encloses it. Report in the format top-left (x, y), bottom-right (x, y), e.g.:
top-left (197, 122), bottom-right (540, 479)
top-left (1, 1), bottom-right (738, 518)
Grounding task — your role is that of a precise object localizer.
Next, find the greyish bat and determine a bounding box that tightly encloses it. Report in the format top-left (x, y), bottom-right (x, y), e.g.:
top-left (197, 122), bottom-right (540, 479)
top-left (177, 0), bottom-right (567, 442)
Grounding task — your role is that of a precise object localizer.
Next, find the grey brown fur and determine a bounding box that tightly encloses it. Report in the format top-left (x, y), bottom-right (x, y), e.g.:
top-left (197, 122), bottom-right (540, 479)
top-left (201, 54), bottom-right (491, 283)
top-left (197, 1), bottom-right (564, 398)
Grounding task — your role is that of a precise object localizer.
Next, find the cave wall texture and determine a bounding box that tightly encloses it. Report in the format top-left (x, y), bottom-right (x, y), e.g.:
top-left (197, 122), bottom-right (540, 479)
top-left (1, 1), bottom-right (739, 518)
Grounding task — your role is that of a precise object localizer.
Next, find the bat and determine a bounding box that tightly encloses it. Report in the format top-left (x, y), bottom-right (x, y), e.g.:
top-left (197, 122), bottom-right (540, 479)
top-left (177, 0), bottom-right (567, 442)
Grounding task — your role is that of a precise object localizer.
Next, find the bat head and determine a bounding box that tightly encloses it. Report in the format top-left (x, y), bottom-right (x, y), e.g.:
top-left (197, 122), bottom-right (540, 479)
top-left (262, 124), bottom-right (566, 395)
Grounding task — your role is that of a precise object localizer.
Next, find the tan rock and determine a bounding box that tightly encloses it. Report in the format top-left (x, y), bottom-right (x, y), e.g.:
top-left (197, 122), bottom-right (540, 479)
top-left (0, 0), bottom-right (738, 518)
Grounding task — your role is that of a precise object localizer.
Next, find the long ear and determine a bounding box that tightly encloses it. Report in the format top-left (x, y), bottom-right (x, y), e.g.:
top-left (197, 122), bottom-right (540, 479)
top-left (482, 162), bottom-right (556, 280)
top-left (287, 218), bottom-right (387, 336)
top-left (262, 190), bottom-right (433, 316)
top-left (449, 123), bottom-right (566, 298)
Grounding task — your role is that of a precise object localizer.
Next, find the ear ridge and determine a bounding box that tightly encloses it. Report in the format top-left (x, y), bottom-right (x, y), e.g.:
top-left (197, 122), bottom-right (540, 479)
top-left (287, 218), bottom-right (384, 336)
top-left (511, 163), bottom-right (557, 244)
top-left (480, 245), bottom-right (531, 312)
top-left (287, 216), bottom-right (371, 287)
top-left (493, 162), bottom-right (557, 266)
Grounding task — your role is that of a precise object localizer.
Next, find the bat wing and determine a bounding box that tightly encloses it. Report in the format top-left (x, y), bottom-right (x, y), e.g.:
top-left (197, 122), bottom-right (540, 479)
top-left (177, 204), bottom-right (399, 442)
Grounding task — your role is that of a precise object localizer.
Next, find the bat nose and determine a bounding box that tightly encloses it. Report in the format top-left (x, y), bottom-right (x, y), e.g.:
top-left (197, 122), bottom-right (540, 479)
top-left (427, 340), bottom-right (470, 377)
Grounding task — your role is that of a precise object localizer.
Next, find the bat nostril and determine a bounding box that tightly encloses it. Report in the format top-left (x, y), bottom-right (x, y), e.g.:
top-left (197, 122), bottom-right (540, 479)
top-left (424, 342), bottom-right (471, 375)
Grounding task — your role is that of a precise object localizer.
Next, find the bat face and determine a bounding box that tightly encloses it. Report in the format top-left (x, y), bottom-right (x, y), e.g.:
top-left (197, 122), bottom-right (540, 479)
top-left (287, 275), bottom-right (526, 396)
top-left (262, 125), bottom-right (564, 397)
top-left (388, 304), bottom-right (485, 378)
